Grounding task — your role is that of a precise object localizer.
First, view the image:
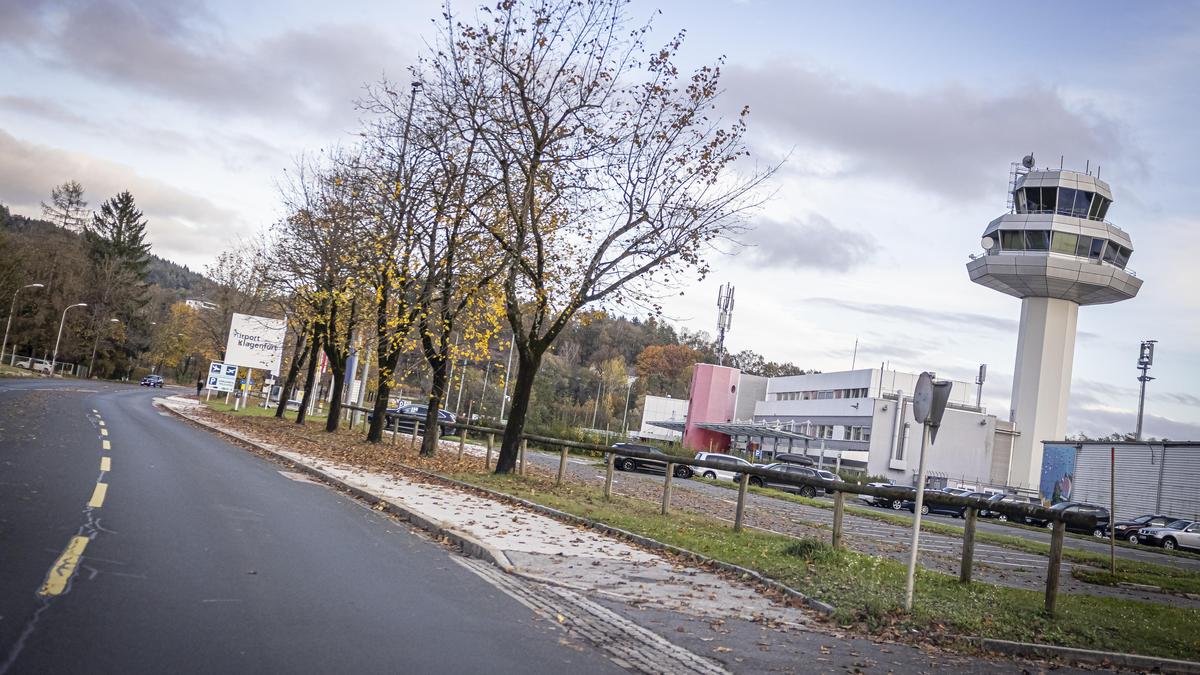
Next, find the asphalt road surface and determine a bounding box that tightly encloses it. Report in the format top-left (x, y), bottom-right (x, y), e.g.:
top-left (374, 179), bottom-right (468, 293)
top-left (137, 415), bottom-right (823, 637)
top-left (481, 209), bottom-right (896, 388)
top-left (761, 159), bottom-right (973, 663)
top-left (0, 379), bottom-right (621, 674)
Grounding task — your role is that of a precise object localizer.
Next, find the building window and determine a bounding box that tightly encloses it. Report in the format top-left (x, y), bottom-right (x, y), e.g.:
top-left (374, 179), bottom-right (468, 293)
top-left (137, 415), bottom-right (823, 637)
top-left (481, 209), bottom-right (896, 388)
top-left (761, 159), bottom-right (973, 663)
top-left (1050, 231), bottom-right (1077, 255)
top-left (1089, 237), bottom-right (1105, 261)
top-left (1024, 230), bottom-right (1050, 251)
top-left (1001, 230), bottom-right (1024, 251)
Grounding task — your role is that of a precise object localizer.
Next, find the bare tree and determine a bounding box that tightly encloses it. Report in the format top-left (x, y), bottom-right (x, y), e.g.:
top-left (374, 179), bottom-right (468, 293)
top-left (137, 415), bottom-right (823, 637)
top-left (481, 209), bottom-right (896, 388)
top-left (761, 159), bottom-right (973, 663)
top-left (42, 180), bottom-right (89, 232)
top-left (434, 0), bottom-right (772, 472)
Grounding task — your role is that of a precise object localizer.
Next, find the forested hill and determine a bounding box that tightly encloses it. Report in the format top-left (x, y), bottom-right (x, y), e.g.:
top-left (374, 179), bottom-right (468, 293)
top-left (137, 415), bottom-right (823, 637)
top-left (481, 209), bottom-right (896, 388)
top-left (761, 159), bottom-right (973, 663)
top-left (0, 205), bottom-right (211, 294)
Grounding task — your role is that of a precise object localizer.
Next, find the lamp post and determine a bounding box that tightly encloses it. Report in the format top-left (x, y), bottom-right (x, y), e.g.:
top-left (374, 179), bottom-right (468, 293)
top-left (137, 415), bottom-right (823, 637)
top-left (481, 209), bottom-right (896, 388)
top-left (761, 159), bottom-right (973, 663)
top-left (50, 303), bottom-right (88, 377)
top-left (2, 283), bottom-right (45, 364)
top-left (621, 375), bottom-right (638, 435)
top-left (1134, 340), bottom-right (1156, 440)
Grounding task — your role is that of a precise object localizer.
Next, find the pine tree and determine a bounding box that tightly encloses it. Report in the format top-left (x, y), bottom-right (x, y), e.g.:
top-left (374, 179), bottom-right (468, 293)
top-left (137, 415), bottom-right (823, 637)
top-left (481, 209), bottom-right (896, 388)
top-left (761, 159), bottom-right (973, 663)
top-left (87, 190), bottom-right (151, 277)
top-left (41, 180), bottom-right (89, 232)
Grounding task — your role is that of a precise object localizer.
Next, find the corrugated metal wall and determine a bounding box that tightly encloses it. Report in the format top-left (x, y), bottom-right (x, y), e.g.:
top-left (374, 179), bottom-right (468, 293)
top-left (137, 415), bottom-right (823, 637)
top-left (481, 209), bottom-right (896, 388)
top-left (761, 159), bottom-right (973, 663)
top-left (1067, 444), bottom-right (1200, 521)
top-left (1160, 446), bottom-right (1200, 520)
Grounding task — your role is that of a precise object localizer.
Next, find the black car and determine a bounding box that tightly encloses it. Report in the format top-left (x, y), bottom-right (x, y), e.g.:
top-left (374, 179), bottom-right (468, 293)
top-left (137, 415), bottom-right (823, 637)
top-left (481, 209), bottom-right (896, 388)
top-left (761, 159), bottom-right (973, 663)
top-left (734, 463), bottom-right (822, 498)
top-left (1025, 501), bottom-right (1110, 537)
top-left (140, 375), bottom-right (164, 388)
top-left (1110, 514), bottom-right (1177, 544)
top-left (612, 443), bottom-right (692, 478)
top-left (369, 404), bottom-right (457, 436)
top-left (905, 489), bottom-right (968, 517)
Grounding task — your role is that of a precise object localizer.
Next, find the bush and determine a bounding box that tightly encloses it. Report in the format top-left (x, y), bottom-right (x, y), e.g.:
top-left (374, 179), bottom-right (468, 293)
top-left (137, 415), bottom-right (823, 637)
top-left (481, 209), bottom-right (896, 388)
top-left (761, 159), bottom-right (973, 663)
top-left (782, 537), bottom-right (832, 560)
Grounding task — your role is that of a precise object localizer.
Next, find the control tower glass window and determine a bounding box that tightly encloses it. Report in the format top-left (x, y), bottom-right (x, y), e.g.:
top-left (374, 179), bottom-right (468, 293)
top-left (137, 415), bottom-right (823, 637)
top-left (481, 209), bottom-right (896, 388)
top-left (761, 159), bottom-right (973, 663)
top-left (1089, 237), bottom-right (1105, 261)
top-left (1051, 231), bottom-right (1078, 255)
top-left (1000, 230), bottom-right (1024, 250)
top-left (1094, 197), bottom-right (1111, 221)
top-left (1075, 235), bottom-right (1093, 257)
top-left (1058, 188), bottom-right (1094, 218)
top-left (1024, 230), bottom-right (1049, 251)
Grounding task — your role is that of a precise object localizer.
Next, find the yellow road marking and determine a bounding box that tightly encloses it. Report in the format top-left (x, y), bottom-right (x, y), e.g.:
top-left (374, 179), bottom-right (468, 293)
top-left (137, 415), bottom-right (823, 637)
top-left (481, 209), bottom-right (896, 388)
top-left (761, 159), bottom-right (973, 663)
top-left (92, 409), bottom-right (98, 414)
top-left (98, 421), bottom-right (105, 427)
top-left (102, 440), bottom-right (111, 450)
top-left (38, 536), bottom-right (89, 597)
top-left (100, 457), bottom-right (111, 472)
top-left (88, 483), bottom-right (108, 508)
top-left (100, 428), bottom-right (108, 437)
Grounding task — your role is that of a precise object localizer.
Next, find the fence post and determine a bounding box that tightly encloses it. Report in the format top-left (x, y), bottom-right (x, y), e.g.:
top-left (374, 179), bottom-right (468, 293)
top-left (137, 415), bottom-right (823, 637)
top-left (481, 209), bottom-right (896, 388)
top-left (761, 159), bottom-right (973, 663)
top-left (604, 452), bottom-right (615, 500)
top-left (519, 439), bottom-right (527, 476)
top-left (734, 472), bottom-right (749, 532)
top-left (832, 491), bottom-right (845, 549)
top-left (1044, 520), bottom-right (1066, 615)
top-left (960, 507), bottom-right (977, 584)
top-left (557, 446), bottom-right (568, 485)
top-left (485, 434), bottom-right (494, 469)
top-left (661, 463), bottom-right (674, 515)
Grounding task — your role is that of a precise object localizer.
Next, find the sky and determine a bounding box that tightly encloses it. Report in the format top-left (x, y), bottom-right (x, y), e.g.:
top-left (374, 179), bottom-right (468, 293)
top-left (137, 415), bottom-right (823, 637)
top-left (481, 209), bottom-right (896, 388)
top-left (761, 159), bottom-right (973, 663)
top-left (2, 0), bottom-right (1198, 439)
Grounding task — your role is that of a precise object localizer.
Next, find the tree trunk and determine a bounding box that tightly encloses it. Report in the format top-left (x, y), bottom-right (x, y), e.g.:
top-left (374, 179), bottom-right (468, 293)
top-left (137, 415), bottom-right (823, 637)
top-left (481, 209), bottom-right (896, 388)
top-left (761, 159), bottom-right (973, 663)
top-left (367, 348), bottom-right (399, 443)
top-left (420, 355), bottom-right (449, 456)
top-left (275, 325), bottom-right (310, 419)
top-left (324, 359), bottom-right (347, 433)
top-left (495, 348), bottom-right (541, 474)
top-left (296, 332), bottom-right (323, 425)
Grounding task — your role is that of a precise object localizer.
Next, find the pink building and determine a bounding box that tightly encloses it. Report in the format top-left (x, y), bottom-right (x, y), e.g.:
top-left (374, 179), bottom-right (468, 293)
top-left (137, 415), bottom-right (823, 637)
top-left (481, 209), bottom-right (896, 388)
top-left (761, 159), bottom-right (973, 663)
top-left (682, 364), bottom-right (741, 451)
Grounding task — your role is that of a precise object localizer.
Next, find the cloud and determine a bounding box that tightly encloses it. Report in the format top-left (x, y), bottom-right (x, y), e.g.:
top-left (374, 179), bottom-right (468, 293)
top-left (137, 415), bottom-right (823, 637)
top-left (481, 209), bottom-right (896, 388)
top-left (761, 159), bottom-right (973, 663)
top-left (0, 96), bottom-right (89, 126)
top-left (0, 128), bottom-right (238, 263)
top-left (806, 297), bottom-right (1018, 334)
top-left (725, 61), bottom-right (1140, 199)
top-left (739, 214), bottom-right (875, 271)
top-left (6, 1), bottom-right (408, 130)
top-left (1068, 405), bottom-right (1200, 442)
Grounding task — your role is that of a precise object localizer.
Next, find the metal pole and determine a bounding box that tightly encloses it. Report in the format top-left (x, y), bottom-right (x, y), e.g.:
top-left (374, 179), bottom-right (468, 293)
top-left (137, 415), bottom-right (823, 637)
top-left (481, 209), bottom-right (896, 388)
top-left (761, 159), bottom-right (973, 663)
top-left (498, 339), bottom-right (513, 422)
top-left (50, 303), bottom-right (87, 377)
top-left (1110, 446), bottom-right (1116, 575)
top-left (591, 373), bottom-right (602, 430)
top-left (903, 422), bottom-right (932, 611)
top-left (621, 377), bottom-right (635, 434)
top-left (1135, 370), bottom-right (1149, 440)
top-left (480, 362), bottom-right (491, 417)
top-left (454, 358), bottom-right (466, 416)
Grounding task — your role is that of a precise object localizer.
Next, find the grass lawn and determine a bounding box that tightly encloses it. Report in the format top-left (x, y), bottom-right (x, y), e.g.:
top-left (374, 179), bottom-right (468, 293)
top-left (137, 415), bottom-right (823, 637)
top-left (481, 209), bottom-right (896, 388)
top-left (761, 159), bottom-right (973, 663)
top-left (453, 470), bottom-right (1200, 661)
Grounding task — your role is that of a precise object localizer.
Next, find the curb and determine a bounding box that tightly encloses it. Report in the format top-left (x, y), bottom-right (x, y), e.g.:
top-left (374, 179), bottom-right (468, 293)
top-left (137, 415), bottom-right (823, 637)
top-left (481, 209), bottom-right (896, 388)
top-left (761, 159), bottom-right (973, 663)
top-left (951, 636), bottom-right (1200, 675)
top-left (158, 403), bottom-right (515, 573)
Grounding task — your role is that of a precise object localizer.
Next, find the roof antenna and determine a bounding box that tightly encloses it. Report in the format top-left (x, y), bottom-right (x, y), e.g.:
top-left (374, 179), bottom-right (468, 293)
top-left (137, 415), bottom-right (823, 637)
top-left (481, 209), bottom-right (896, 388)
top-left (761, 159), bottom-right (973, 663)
top-left (1060, 155), bottom-right (1064, 170)
top-left (1086, 160), bottom-right (1090, 175)
top-left (1097, 163), bottom-right (1101, 179)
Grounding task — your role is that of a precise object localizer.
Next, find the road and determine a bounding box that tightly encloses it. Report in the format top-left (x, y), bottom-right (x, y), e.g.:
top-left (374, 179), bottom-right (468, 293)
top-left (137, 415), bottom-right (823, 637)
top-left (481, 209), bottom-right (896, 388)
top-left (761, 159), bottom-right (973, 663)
top-left (0, 379), bottom-right (621, 674)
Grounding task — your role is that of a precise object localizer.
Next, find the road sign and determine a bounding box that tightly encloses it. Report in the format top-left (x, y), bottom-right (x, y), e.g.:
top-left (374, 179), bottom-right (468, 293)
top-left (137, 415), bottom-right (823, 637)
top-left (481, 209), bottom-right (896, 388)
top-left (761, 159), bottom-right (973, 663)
top-left (207, 360), bottom-right (236, 393)
top-left (224, 313), bottom-right (287, 375)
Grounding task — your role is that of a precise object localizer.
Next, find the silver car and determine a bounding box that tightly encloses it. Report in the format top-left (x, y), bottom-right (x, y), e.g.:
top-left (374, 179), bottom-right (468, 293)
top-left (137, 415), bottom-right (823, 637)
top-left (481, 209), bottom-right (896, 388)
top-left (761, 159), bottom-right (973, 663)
top-left (692, 452), bottom-right (755, 481)
top-left (1137, 519), bottom-right (1200, 552)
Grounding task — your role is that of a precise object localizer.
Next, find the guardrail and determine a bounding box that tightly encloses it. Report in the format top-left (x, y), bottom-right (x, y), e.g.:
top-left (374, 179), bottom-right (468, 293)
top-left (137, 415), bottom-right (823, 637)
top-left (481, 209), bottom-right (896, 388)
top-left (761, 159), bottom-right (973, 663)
top-left (338, 402), bottom-right (1085, 614)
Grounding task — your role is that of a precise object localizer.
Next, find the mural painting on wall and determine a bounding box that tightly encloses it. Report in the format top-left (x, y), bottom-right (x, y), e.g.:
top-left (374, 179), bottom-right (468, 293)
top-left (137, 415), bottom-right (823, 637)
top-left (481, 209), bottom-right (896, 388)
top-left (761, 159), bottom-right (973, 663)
top-left (1039, 443), bottom-right (1077, 506)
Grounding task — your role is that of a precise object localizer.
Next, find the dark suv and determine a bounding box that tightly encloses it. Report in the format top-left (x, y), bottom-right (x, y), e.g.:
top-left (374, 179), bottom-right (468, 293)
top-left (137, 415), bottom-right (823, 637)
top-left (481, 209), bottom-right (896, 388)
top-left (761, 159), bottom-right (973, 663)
top-left (1025, 502), bottom-right (1110, 537)
top-left (140, 375), bottom-right (164, 388)
top-left (1109, 514), bottom-right (1177, 544)
top-left (369, 404), bottom-right (456, 436)
top-left (772, 452), bottom-right (816, 467)
top-left (735, 463), bottom-right (821, 498)
top-left (612, 443), bottom-right (692, 478)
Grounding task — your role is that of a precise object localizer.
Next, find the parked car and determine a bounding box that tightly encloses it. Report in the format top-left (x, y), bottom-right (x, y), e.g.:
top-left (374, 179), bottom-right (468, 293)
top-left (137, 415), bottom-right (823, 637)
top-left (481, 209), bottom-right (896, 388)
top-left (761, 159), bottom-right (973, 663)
top-left (1137, 520), bottom-right (1200, 552)
top-left (863, 483), bottom-right (916, 510)
top-left (857, 482), bottom-right (893, 507)
top-left (31, 361), bottom-right (54, 374)
top-left (905, 489), bottom-right (967, 517)
top-left (960, 492), bottom-right (1002, 517)
top-left (140, 374), bottom-right (164, 388)
top-left (1025, 502), bottom-right (1110, 536)
top-left (613, 443), bottom-right (692, 478)
top-left (982, 495), bottom-right (1027, 521)
top-left (941, 487), bottom-right (972, 497)
top-left (772, 452), bottom-right (815, 467)
top-left (13, 358), bottom-right (33, 368)
top-left (368, 404), bottom-right (456, 436)
top-left (692, 452), bottom-right (755, 481)
top-left (734, 463), bottom-right (821, 498)
top-left (1110, 514), bottom-right (1178, 544)
top-left (814, 469), bottom-right (838, 494)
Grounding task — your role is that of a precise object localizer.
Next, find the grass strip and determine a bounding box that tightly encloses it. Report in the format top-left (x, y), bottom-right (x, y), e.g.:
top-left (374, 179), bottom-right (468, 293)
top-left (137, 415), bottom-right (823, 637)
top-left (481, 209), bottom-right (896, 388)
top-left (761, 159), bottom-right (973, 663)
top-left (454, 471), bottom-right (1200, 661)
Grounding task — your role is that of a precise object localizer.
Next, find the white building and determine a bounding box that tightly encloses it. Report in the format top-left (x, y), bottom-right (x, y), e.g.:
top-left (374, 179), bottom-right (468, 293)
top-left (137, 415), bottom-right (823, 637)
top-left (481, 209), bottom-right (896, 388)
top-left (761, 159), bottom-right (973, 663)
top-left (185, 299), bottom-right (218, 312)
top-left (637, 394), bottom-right (689, 442)
top-left (752, 368), bottom-right (1009, 488)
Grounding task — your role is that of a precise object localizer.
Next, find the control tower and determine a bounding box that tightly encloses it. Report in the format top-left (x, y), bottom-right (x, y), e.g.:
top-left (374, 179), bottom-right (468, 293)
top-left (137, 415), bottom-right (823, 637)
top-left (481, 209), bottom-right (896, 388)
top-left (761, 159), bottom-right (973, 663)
top-left (967, 156), bottom-right (1142, 490)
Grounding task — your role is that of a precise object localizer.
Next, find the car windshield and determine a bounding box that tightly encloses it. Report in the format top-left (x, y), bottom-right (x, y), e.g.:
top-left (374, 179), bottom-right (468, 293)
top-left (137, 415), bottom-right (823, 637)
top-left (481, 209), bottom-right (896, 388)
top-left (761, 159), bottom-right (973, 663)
top-left (1131, 515), bottom-right (1152, 524)
top-left (1165, 520), bottom-right (1191, 530)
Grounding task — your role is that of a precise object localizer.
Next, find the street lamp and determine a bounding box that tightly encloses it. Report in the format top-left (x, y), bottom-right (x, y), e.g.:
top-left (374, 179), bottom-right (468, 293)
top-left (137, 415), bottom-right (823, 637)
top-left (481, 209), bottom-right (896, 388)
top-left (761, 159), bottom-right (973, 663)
top-left (2, 283), bottom-right (44, 364)
top-left (50, 303), bottom-right (88, 377)
top-left (621, 375), bottom-right (638, 434)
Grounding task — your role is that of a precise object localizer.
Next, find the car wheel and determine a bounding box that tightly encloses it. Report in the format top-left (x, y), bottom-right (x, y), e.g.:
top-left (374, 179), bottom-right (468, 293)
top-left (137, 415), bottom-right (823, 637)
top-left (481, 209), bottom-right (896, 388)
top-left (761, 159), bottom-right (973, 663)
top-left (1127, 533), bottom-right (1140, 545)
top-left (890, 499), bottom-right (903, 510)
top-left (1044, 521), bottom-right (1054, 529)
top-left (749, 477), bottom-right (763, 488)
top-left (674, 465), bottom-right (691, 479)
top-left (997, 514), bottom-right (1008, 522)
top-left (920, 505), bottom-right (930, 516)
top-left (1163, 537), bottom-right (1177, 551)
top-left (620, 459), bottom-right (636, 472)
top-left (800, 486), bottom-right (816, 498)
top-left (702, 471), bottom-right (716, 479)
top-left (1093, 529), bottom-right (1105, 538)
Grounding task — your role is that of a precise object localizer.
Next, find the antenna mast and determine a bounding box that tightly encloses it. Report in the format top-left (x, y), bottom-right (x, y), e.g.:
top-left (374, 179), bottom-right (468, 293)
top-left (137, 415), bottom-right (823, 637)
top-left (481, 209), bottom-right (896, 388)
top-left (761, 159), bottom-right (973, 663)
top-left (716, 282), bottom-right (735, 366)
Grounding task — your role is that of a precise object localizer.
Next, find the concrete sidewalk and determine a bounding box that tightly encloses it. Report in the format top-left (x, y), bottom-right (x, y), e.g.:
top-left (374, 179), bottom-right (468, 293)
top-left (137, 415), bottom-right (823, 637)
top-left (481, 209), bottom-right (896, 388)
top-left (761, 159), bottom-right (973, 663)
top-left (158, 397), bottom-right (1116, 674)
